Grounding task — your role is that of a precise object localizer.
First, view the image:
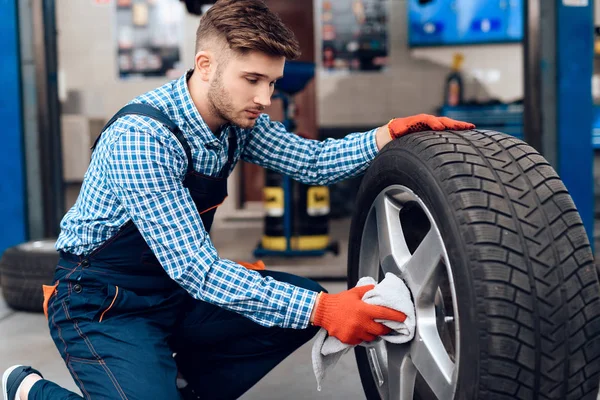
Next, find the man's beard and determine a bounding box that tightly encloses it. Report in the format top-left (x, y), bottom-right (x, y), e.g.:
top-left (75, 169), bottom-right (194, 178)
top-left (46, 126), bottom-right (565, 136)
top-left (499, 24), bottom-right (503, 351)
top-left (207, 71), bottom-right (257, 130)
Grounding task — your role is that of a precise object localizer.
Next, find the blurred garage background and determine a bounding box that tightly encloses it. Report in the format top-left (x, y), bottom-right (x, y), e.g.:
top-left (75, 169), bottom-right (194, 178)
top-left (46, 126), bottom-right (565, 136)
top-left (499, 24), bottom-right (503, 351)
top-left (0, 0), bottom-right (599, 399)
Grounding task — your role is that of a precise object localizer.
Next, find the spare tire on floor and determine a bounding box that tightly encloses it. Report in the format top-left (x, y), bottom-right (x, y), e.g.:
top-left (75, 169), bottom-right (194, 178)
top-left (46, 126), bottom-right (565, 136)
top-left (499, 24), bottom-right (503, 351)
top-left (0, 240), bottom-right (59, 312)
top-left (348, 130), bottom-right (600, 400)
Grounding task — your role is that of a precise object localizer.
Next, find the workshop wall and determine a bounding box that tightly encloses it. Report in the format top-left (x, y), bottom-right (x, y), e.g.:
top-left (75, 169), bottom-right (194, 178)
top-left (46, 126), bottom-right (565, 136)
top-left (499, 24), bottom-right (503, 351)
top-left (57, 1), bottom-right (522, 127)
top-left (56, 1), bottom-right (198, 119)
top-left (316, 0), bottom-right (523, 127)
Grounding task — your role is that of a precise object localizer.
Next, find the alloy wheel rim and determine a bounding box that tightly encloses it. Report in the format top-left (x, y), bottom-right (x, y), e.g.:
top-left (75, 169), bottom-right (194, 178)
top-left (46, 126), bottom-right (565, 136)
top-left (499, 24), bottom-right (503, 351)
top-left (357, 185), bottom-right (460, 400)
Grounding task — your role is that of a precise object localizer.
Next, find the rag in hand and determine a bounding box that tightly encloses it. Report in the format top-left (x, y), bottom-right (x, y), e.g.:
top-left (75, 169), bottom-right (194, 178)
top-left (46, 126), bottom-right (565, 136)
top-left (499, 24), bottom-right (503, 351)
top-left (311, 273), bottom-right (416, 390)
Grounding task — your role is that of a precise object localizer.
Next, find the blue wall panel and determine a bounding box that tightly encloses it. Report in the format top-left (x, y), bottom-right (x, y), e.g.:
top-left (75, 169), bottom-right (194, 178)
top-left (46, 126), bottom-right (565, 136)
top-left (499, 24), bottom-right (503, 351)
top-left (556, 1), bottom-right (594, 243)
top-left (0, 0), bottom-right (27, 254)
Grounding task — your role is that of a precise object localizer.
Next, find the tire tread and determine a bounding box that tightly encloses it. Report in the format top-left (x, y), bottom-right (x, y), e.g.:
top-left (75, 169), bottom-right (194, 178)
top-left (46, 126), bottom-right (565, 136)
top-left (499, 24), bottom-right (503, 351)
top-left (408, 130), bottom-right (600, 399)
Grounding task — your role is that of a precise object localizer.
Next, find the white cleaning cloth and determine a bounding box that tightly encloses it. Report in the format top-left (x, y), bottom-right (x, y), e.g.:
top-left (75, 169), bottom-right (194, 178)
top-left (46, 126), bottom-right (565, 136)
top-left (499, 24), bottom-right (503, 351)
top-left (311, 273), bottom-right (416, 390)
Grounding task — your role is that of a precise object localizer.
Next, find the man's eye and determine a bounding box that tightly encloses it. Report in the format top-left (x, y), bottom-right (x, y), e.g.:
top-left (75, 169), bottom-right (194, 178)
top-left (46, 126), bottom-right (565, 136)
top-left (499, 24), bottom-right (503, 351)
top-left (246, 79), bottom-right (258, 84)
top-left (269, 81), bottom-right (276, 87)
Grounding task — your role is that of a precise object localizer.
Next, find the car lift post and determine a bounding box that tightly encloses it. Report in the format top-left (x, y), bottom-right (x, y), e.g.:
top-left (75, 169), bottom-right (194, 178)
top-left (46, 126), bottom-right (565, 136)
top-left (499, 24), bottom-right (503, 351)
top-left (524, 0), bottom-right (595, 243)
top-left (0, 0), bottom-right (27, 255)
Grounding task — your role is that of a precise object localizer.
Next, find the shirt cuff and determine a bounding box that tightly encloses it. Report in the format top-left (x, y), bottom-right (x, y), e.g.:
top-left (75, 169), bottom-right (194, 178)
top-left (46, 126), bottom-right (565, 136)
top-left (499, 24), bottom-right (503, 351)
top-left (283, 286), bottom-right (319, 329)
top-left (361, 128), bottom-right (379, 162)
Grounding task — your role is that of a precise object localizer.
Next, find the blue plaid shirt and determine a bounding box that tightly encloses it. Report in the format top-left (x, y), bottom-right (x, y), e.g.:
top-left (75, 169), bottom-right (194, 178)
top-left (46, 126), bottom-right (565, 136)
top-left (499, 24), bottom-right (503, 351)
top-left (56, 71), bottom-right (379, 329)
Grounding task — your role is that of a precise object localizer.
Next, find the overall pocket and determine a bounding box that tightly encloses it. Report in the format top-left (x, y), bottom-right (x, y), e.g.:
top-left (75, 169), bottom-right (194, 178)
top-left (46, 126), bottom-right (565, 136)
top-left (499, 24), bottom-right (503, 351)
top-left (66, 282), bottom-right (119, 323)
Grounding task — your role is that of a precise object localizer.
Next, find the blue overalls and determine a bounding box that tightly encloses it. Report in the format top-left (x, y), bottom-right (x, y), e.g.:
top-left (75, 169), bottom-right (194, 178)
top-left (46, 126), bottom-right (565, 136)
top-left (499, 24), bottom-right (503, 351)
top-left (33, 104), bottom-right (325, 400)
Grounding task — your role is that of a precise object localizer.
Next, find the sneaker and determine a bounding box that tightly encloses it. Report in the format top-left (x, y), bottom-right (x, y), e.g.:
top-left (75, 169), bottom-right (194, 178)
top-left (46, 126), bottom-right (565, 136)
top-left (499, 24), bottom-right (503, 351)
top-left (2, 365), bottom-right (43, 400)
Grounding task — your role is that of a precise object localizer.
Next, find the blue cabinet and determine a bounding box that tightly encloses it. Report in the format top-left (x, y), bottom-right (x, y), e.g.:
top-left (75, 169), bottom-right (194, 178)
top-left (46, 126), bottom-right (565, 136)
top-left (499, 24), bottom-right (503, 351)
top-left (439, 103), bottom-right (524, 140)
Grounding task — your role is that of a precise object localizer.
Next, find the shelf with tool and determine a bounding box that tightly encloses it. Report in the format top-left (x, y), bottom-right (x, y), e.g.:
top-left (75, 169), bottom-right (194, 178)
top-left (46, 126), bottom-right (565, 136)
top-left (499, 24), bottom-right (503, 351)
top-left (438, 53), bottom-right (524, 142)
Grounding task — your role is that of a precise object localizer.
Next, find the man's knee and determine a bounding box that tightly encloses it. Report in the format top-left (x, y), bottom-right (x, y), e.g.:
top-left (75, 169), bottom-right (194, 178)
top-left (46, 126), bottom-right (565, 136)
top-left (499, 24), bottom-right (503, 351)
top-left (304, 323), bottom-right (321, 339)
top-left (282, 321), bottom-right (320, 350)
top-left (300, 277), bottom-right (328, 294)
top-left (289, 274), bottom-right (327, 294)
top-left (261, 270), bottom-right (329, 294)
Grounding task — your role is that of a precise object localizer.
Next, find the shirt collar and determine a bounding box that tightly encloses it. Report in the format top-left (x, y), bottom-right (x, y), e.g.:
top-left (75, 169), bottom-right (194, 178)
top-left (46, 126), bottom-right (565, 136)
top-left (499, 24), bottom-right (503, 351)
top-left (172, 69), bottom-right (222, 144)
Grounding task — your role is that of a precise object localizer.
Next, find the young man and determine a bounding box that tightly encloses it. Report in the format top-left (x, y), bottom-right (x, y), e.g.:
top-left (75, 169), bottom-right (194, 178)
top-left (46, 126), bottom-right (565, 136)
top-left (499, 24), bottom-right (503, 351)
top-left (3, 0), bottom-right (474, 399)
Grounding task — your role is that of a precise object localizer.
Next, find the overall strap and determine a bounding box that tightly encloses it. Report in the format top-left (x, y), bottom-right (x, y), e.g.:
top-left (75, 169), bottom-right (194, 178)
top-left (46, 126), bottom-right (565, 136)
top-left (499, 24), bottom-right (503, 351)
top-left (219, 129), bottom-right (238, 178)
top-left (92, 103), bottom-right (193, 173)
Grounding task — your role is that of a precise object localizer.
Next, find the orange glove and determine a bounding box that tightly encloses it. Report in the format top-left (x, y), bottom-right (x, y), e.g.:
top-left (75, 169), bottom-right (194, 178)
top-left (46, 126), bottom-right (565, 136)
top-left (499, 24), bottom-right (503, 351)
top-left (236, 260), bottom-right (266, 270)
top-left (388, 114), bottom-right (475, 139)
top-left (312, 285), bottom-right (407, 345)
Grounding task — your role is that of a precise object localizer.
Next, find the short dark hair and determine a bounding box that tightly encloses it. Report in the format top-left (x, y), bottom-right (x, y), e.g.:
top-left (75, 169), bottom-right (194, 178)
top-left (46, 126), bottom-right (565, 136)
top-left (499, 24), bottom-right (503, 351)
top-left (195, 0), bottom-right (301, 60)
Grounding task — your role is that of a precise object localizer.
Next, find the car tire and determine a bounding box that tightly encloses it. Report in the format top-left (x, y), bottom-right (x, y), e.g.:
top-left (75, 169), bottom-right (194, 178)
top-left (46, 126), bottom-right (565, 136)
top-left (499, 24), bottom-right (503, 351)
top-left (0, 240), bottom-right (59, 312)
top-left (348, 130), bottom-right (600, 399)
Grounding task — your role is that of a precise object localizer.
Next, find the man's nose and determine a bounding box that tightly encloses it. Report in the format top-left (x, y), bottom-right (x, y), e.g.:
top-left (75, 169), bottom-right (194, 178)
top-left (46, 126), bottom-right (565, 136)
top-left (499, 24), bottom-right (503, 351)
top-left (253, 86), bottom-right (272, 108)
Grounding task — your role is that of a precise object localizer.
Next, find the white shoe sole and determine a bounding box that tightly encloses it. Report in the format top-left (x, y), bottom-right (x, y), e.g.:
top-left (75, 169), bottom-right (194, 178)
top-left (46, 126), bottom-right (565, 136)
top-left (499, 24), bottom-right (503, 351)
top-left (2, 365), bottom-right (23, 400)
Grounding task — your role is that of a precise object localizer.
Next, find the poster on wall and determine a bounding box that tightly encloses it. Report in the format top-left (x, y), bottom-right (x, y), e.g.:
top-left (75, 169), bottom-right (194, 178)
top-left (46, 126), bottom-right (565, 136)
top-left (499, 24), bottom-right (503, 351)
top-left (321, 0), bottom-right (389, 73)
top-left (116, 0), bottom-right (185, 79)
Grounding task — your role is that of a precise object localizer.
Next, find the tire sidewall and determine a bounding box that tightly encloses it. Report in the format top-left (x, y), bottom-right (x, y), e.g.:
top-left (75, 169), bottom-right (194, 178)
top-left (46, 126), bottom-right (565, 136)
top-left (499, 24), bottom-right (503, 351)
top-left (348, 140), bottom-right (480, 400)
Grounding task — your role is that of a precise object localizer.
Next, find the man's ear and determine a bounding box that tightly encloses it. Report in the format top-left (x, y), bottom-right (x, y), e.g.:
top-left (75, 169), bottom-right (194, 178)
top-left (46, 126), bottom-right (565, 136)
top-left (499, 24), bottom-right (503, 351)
top-left (194, 51), bottom-right (212, 82)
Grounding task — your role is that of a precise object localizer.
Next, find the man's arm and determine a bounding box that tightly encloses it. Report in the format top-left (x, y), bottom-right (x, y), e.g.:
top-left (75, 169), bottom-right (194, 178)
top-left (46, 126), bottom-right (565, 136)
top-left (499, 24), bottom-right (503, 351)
top-left (241, 114), bottom-right (474, 186)
top-left (105, 127), bottom-right (317, 329)
top-left (241, 114), bottom-right (380, 186)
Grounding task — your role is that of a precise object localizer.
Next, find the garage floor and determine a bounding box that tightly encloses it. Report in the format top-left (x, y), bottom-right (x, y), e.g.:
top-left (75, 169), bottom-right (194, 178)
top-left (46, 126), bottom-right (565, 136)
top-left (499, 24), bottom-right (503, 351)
top-left (0, 219), bottom-right (365, 399)
top-left (1, 217), bottom-right (599, 399)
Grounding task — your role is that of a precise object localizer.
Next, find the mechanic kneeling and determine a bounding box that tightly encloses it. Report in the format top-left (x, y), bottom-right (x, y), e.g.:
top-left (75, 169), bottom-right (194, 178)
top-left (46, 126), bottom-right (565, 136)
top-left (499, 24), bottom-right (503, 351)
top-left (2, 1), bottom-right (473, 399)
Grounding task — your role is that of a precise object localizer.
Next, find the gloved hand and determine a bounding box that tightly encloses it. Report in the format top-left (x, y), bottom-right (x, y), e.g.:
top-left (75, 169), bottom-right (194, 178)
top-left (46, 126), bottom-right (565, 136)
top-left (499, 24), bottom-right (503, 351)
top-left (312, 285), bottom-right (407, 345)
top-left (388, 114), bottom-right (475, 139)
top-left (236, 260), bottom-right (266, 270)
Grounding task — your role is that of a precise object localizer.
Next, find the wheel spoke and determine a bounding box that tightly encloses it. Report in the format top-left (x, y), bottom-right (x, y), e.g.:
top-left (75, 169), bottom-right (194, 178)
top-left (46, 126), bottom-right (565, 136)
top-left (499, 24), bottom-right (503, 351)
top-left (364, 343), bottom-right (389, 398)
top-left (411, 326), bottom-right (456, 399)
top-left (375, 194), bottom-right (411, 276)
top-left (386, 343), bottom-right (417, 400)
top-left (402, 228), bottom-right (444, 299)
top-left (359, 209), bottom-right (381, 278)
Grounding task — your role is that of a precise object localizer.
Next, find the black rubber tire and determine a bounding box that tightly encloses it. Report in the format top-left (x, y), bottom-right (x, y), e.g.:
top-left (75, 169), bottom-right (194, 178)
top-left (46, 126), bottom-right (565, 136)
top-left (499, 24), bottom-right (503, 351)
top-left (0, 240), bottom-right (59, 312)
top-left (348, 130), bottom-right (600, 400)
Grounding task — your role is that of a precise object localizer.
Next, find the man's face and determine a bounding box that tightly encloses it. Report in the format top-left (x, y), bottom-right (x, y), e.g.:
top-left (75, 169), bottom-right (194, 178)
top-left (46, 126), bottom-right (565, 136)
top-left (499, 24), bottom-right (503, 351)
top-left (207, 51), bottom-right (285, 129)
